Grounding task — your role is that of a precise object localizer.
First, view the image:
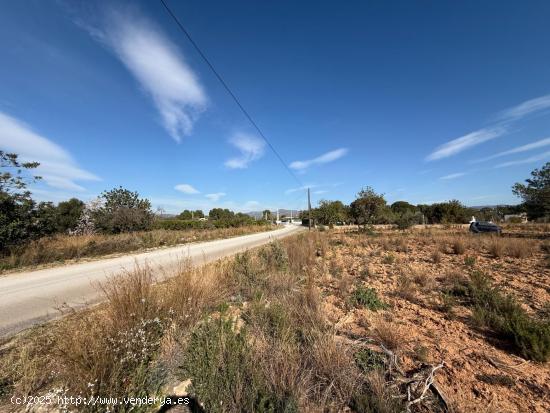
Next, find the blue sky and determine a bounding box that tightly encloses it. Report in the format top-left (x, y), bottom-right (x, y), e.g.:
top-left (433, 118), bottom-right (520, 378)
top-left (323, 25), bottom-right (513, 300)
top-left (1, 0), bottom-right (550, 213)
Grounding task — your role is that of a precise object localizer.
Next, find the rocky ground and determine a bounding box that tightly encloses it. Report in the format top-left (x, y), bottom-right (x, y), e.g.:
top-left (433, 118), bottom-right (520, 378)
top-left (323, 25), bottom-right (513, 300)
top-left (317, 227), bottom-right (550, 413)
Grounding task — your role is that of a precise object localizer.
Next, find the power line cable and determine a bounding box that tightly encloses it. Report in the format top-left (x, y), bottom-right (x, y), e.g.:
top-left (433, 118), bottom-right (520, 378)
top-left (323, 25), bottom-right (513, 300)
top-left (159, 0), bottom-right (304, 187)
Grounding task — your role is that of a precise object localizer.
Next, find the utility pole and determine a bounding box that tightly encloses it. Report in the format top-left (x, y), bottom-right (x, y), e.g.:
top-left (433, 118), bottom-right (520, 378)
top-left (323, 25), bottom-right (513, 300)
top-left (308, 187), bottom-right (312, 231)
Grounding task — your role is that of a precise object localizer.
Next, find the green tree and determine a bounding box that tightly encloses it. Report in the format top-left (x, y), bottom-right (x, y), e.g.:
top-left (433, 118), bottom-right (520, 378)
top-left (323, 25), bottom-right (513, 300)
top-left (262, 209), bottom-right (272, 220)
top-left (350, 187), bottom-right (388, 226)
top-left (194, 209), bottom-right (204, 219)
top-left (0, 151), bottom-right (40, 194)
top-left (178, 210), bottom-right (193, 220)
top-left (390, 201), bottom-right (420, 229)
top-left (34, 202), bottom-right (59, 236)
top-left (390, 201), bottom-right (417, 215)
top-left (417, 200), bottom-right (470, 224)
top-left (208, 208), bottom-right (234, 221)
top-left (55, 198), bottom-right (84, 232)
top-left (0, 152), bottom-right (40, 251)
top-left (512, 162), bottom-right (550, 220)
top-left (315, 200), bottom-right (347, 227)
top-left (93, 187), bottom-right (153, 233)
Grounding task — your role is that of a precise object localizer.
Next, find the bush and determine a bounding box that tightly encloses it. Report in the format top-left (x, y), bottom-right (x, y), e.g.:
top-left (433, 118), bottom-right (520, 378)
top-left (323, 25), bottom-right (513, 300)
top-left (464, 256), bottom-right (476, 267)
top-left (93, 187), bottom-right (153, 234)
top-left (153, 219), bottom-right (209, 231)
top-left (382, 254), bottom-right (395, 264)
top-left (467, 272), bottom-right (550, 362)
top-left (393, 211), bottom-right (420, 230)
top-left (354, 348), bottom-right (385, 373)
top-left (182, 318), bottom-right (285, 413)
top-left (258, 241), bottom-right (289, 272)
top-left (350, 286), bottom-right (387, 310)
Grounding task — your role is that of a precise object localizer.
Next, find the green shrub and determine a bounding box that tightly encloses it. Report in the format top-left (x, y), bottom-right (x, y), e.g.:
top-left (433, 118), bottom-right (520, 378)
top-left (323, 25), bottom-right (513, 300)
top-left (258, 241), bottom-right (289, 272)
top-left (350, 286), bottom-right (387, 311)
top-left (354, 348), bottom-right (385, 373)
top-left (182, 318), bottom-right (293, 413)
top-left (232, 251), bottom-right (264, 298)
top-left (394, 211), bottom-right (420, 230)
top-left (382, 254), bottom-right (395, 264)
top-left (467, 272), bottom-right (550, 362)
top-left (464, 256), bottom-right (476, 267)
top-left (243, 301), bottom-right (298, 345)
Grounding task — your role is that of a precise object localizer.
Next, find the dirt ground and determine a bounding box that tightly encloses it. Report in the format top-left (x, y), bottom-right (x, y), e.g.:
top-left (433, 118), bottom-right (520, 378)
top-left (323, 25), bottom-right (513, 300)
top-left (317, 227), bottom-right (550, 413)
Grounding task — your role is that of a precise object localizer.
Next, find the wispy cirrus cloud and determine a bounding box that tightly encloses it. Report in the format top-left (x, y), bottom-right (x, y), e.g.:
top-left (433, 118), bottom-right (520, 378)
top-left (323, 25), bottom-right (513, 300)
top-left (224, 133), bottom-right (265, 169)
top-left (472, 137), bottom-right (550, 163)
top-left (494, 150), bottom-right (550, 168)
top-left (289, 148), bottom-right (348, 171)
top-left (0, 112), bottom-right (99, 191)
top-left (496, 95), bottom-right (550, 122)
top-left (174, 183), bottom-right (200, 194)
top-left (285, 184), bottom-right (318, 195)
top-left (83, 7), bottom-right (207, 142)
top-left (426, 94), bottom-right (550, 161)
top-left (426, 127), bottom-right (506, 162)
top-left (205, 192), bottom-right (226, 201)
top-left (439, 172), bottom-right (467, 180)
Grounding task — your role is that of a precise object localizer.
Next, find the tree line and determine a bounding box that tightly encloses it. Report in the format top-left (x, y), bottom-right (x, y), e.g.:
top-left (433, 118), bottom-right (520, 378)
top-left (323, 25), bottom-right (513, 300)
top-left (0, 152), bottom-right (262, 253)
top-left (2, 149), bottom-right (548, 251)
top-left (309, 162), bottom-right (550, 228)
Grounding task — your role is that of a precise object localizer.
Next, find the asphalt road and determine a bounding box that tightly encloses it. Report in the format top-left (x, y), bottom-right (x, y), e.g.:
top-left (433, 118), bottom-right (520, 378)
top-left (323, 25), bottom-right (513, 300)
top-left (0, 225), bottom-right (304, 338)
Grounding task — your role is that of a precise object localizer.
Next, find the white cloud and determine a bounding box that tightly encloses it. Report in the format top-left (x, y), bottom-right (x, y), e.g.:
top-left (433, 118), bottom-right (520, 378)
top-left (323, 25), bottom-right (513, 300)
top-left (174, 183), bottom-right (200, 194)
top-left (205, 192), bottom-right (226, 201)
top-left (472, 137), bottom-right (550, 163)
top-left (496, 94), bottom-right (550, 122)
top-left (426, 127), bottom-right (506, 161)
top-left (0, 112), bottom-right (99, 191)
top-left (289, 148), bottom-right (348, 170)
top-left (427, 94), bottom-right (550, 161)
top-left (90, 9), bottom-right (207, 142)
top-left (285, 184), bottom-right (317, 195)
top-left (439, 172), bottom-right (466, 180)
top-left (313, 190), bottom-right (328, 195)
top-left (494, 150), bottom-right (550, 168)
top-left (224, 132), bottom-right (265, 169)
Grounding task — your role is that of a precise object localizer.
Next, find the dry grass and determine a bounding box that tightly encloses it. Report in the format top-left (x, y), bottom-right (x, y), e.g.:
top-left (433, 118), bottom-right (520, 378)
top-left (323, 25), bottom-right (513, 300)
top-left (451, 238), bottom-right (466, 255)
top-left (0, 225), bottom-right (272, 272)
top-left (486, 237), bottom-right (504, 258)
top-left (0, 231), bottom-right (376, 413)
top-left (373, 319), bottom-right (404, 353)
top-left (431, 250), bottom-right (442, 264)
top-left (0, 261), bottom-right (230, 406)
top-left (395, 275), bottom-right (417, 303)
top-left (505, 240), bottom-right (533, 258)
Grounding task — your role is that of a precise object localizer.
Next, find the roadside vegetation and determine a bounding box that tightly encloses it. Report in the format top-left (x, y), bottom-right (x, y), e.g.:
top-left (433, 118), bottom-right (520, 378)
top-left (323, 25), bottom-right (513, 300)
top-left (0, 225), bottom-right (271, 271)
top-left (0, 152), bottom-right (271, 272)
top-left (1, 226), bottom-right (549, 412)
top-left (0, 232), bottom-right (449, 413)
